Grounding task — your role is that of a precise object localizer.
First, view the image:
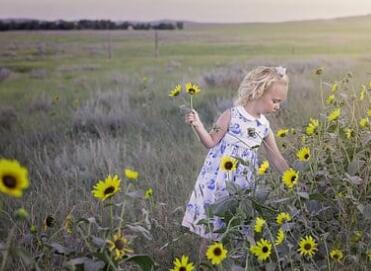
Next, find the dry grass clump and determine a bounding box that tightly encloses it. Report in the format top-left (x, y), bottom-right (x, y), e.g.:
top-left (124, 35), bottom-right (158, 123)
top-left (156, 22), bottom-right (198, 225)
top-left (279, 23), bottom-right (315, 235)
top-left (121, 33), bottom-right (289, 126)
top-left (0, 105), bottom-right (17, 129)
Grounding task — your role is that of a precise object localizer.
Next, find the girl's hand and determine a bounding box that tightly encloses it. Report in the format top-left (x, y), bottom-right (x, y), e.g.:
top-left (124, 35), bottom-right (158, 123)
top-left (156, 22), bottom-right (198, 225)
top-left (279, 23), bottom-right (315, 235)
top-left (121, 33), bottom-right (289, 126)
top-left (185, 109), bottom-right (202, 128)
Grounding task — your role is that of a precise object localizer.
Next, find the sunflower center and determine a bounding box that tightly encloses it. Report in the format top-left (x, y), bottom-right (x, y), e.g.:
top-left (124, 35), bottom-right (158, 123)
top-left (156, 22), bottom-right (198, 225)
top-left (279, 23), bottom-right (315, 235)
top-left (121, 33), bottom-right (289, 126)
top-left (214, 247), bottom-right (222, 256)
top-left (291, 176), bottom-right (296, 182)
top-left (262, 246), bottom-right (268, 253)
top-left (180, 267), bottom-right (186, 271)
top-left (304, 154), bottom-right (309, 159)
top-left (2, 175), bottom-right (17, 188)
top-left (333, 254), bottom-right (339, 259)
top-left (104, 186), bottom-right (115, 195)
top-left (224, 161), bottom-right (233, 170)
top-left (304, 244), bottom-right (312, 250)
top-left (114, 239), bottom-right (125, 250)
top-left (188, 88), bottom-right (195, 94)
top-left (45, 216), bottom-right (55, 227)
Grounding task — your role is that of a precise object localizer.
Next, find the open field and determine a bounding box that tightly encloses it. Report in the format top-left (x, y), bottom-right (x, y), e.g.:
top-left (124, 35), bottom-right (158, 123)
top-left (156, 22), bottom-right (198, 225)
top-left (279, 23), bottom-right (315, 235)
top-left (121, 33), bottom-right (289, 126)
top-left (0, 15), bottom-right (370, 270)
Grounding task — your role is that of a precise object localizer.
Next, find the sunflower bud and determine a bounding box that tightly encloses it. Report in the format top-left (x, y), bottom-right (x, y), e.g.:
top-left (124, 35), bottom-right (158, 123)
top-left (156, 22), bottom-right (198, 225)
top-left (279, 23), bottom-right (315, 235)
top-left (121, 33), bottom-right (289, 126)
top-left (15, 207), bottom-right (29, 220)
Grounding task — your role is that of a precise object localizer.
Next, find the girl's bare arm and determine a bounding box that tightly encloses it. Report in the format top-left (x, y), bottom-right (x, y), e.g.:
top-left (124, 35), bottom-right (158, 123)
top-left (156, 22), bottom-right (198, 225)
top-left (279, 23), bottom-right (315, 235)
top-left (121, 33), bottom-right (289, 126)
top-left (263, 130), bottom-right (289, 174)
top-left (185, 109), bottom-right (230, 148)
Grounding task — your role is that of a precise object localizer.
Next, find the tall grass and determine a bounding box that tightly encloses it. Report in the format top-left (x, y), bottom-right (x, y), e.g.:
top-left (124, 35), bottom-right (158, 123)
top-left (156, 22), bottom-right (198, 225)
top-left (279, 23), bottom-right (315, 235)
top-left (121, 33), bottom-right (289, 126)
top-left (1, 20), bottom-right (370, 269)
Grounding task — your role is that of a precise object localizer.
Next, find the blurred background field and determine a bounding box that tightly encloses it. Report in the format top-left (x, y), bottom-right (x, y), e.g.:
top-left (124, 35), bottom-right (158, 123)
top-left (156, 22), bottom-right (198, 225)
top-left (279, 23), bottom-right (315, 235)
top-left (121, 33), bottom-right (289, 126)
top-left (1, 15), bottom-right (371, 269)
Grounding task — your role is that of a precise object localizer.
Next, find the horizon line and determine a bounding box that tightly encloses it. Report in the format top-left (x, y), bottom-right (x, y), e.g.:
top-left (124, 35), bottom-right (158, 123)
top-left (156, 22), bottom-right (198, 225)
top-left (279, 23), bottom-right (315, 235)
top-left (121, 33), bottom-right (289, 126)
top-left (1, 12), bottom-right (371, 25)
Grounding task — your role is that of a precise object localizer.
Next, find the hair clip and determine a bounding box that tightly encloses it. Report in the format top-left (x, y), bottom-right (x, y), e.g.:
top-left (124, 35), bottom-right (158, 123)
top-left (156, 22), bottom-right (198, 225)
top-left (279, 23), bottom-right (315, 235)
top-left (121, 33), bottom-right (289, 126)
top-left (275, 66), bottom-right (286, 77)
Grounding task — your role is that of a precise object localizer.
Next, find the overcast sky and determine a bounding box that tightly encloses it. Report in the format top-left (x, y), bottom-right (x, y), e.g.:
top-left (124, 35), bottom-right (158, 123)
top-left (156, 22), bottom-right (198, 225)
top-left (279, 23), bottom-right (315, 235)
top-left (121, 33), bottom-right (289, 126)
top-left (2, 0), bottom-right (371, 23)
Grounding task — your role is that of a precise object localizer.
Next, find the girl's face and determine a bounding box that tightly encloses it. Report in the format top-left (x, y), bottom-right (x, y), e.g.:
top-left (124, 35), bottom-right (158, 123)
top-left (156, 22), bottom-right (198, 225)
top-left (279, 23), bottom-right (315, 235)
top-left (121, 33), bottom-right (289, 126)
top-left (257, 81), bottom-right (288, 114)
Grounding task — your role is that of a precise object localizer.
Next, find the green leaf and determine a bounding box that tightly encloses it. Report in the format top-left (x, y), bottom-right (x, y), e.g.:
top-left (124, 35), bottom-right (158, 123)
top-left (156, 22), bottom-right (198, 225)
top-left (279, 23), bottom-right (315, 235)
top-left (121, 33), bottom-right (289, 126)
top-left (46, 242), bottom-right (72, 256)
top-left (254, 185), bottom-right (270, 201)
top-left (297, 192), bottom-right (309, 199)
top-left (358, 204), bottom-right (371, 221)
top-left (91, 236), bottom-right (106, 248)
top-left (269, 197), bottom-right (291, 204)
top-left (207, 196), bottom-right (238, 217)
top-left (76, 217), bottom-right (97, 225)
top-left (226, 181), bottom-right (240, 195)
top-left (344, 173), bottom-right (363, 185)
top-left (124, 254), bottom-right (156, 271)
top-left (309, 193), bottom-right (326, 201)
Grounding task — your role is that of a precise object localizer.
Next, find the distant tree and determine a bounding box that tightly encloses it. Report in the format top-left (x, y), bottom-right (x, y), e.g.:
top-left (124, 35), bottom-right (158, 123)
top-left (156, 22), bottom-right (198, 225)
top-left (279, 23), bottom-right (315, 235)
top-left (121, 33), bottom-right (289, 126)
top-left (118, 21), bottom-right (130, 30)
top-left (176, 21), bottom-right (183, 30)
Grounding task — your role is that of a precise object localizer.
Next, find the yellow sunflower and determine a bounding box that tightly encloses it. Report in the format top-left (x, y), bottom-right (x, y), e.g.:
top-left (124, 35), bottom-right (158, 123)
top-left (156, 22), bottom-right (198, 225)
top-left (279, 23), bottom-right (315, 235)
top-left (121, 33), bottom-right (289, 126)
top-left (169, 84), bottom-right (182, 97)
top-left (327, 108), bottom-right (341, 122)
top-left (351, 230), bottom-right (362, 242)
top-left (92, 174), bottom-right (121, 201)
top-left (359, 117), bottom-right (369, 128)
top-left (359, 85), bottom-right (366, 101)
top-left (63, 214), bottom-right (74, 234)
top-left (305, 118), bottom-right (319, 136)
top-left (219, 156), bottom-right (238, 171)
top-left (185, 82), bottom-right (201, 96)
top-left (276, 128), bottom-right (289, 138)
top-left (206, 242), bottom-right (228, 265)
top-left (325, 94), bottom-right (335, 105)
top-left (331, 83), bottom-right (338, 93)
top-left (298, 235), bottom-right (317, 257)
top-left (275, 228), bottom-right (285, 246)
top-left (254, 217), bottom-right (266, 233)
top-left (257, 160), bottom-right (269, 176)
top-left (330, 249), bottom-right (344, 262)
top-left (124, 168), bottom-right (139, 180)
top-left (276, 212), bottom-right (292, 225)
top-left (249, 239), bottom-right (272, 261)
top-left (282, 168), bottom-right (299, 189)
top-left (170, 255), bottom-right (195, 271)
top-left (107, 232), bottom-right (133, 260)
top-left (296, 147), bottom-right (310, 161)
top-left (343, 127), bottom-right (353, 139)
top-left (144, 187), bottom-right (153, 199)
top-left (0, 159), bottom-right (29, 198)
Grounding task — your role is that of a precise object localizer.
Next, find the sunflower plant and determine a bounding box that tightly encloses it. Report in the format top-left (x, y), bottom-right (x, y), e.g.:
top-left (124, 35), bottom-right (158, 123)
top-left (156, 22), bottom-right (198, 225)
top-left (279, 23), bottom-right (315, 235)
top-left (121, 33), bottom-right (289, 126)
top-left (0, 167), bottom-right (156, 271)
top-left (200, 73), bottom-right (370, 270)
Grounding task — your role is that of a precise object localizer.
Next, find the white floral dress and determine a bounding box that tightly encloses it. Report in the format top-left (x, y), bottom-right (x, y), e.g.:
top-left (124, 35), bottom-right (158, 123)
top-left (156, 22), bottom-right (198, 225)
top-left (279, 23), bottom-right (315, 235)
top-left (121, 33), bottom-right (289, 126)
top-left (182, 106), bottom-right (270, 239)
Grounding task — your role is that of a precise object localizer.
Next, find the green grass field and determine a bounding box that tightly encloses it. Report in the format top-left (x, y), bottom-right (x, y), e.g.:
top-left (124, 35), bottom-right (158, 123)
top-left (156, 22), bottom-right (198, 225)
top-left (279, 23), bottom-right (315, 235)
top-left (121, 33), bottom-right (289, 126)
top-left (0, 15), bottom-right (370, 270)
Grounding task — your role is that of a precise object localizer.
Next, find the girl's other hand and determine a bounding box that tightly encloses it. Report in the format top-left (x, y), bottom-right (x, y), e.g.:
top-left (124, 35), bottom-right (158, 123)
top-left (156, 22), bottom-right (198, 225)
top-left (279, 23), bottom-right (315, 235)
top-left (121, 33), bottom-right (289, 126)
top-left (185, 110), bottom-right (202, 128)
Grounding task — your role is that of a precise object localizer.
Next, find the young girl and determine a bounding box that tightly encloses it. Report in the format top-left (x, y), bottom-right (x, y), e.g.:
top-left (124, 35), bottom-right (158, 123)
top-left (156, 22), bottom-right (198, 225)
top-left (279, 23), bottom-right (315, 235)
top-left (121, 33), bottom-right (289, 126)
top-left (182, 66), bottom-right (290, 252)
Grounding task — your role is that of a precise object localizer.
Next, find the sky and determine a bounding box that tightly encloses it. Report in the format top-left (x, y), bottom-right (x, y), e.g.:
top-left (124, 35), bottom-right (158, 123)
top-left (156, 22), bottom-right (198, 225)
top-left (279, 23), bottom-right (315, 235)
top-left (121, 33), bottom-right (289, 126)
top-left (2, 0), bottom-right (371, 23)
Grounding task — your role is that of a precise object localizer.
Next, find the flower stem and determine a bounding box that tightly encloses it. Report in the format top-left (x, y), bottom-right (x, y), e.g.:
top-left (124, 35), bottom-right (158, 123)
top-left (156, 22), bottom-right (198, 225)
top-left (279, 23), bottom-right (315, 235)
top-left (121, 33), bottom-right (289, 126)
top-left (0, 224), bottom-right (16, 271)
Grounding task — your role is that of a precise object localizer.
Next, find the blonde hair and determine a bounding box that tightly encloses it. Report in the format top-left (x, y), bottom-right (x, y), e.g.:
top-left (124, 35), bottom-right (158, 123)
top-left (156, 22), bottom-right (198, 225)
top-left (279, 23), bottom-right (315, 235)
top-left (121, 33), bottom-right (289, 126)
top-left (234, 66), bottom-right (289, 106)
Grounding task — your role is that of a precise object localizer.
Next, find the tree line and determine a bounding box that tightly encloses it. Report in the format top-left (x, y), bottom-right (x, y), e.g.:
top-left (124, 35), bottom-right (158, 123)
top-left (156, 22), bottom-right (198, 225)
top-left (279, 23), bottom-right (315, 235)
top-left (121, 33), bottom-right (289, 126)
top-left (0, 19), bottom-right (184, 31)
